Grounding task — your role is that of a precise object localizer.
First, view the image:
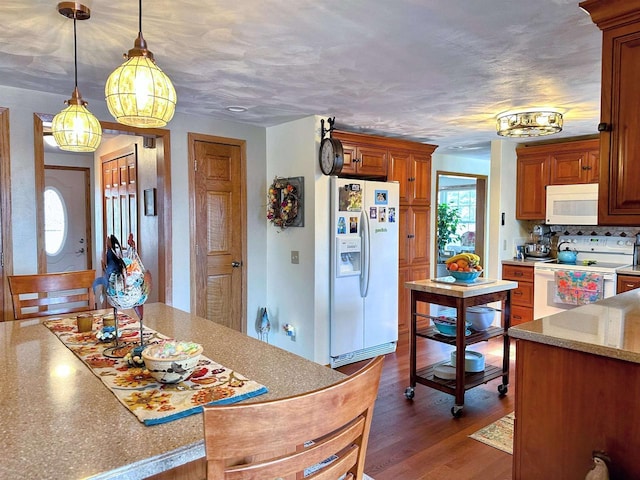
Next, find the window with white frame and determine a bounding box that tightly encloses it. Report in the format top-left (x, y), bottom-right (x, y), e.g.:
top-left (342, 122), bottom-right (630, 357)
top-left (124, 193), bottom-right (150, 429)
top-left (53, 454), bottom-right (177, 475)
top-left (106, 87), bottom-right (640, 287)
top-left (438, 186), bottom-right (476, 248)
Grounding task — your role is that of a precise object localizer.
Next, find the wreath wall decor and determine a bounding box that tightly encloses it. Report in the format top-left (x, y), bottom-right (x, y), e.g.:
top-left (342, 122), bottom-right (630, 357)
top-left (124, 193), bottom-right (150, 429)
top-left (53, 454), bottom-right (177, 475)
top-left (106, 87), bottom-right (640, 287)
top-left (267, 176), bottom-right (304, 229)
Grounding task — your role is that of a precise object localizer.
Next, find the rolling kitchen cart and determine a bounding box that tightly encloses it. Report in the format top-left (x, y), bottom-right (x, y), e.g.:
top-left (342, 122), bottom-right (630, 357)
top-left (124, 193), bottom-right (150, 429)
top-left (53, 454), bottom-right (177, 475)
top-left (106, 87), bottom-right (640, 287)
top-left (404, 278), bottom-right (517, 417)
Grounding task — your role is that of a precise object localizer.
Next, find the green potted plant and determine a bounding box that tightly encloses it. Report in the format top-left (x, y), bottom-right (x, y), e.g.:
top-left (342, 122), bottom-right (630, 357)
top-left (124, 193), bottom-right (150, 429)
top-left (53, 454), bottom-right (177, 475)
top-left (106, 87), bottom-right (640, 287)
top-left (437, 202), bottom-right (461, 257)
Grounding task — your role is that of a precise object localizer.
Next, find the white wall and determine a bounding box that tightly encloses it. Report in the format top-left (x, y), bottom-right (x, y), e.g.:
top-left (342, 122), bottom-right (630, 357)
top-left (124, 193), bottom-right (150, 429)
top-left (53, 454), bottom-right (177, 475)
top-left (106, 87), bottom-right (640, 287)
top-left (264, 116), bottom-right (331, 363)
top-left (488, 139), bottom-right (529, 278)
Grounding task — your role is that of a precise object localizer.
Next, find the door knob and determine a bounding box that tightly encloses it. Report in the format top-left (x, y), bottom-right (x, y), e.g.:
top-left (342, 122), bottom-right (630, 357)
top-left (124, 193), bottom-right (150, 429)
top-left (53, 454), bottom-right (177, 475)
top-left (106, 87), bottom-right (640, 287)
top-left (76, 248), bottom-right (85, 254)
top-left (231, 261), bottom-right (242, 268)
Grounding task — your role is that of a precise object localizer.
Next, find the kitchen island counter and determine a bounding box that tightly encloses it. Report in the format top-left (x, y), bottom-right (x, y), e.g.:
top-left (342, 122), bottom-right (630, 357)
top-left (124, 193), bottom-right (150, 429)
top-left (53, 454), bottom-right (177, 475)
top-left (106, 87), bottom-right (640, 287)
top-left (406, 278), bottom-right (517, 297)
top-left (509, 289), bottom-right (640, 364)
top-left (615, 264), bottom-right (640, 276)
top-left (0, 303), bottom-right (345, 480)
top-left (510, 289), bottom-right (640, 479)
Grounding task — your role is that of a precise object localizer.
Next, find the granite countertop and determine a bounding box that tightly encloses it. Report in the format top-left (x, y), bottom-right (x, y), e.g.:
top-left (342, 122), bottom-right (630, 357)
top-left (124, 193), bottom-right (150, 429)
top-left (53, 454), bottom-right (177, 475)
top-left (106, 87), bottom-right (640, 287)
top-left (616, 265), bottom-right (640, 275)
top-left (0, 303), bottom-right (345, 480)
top-left (503, 258), bottom-right (539, 266)
top-left (509, 290), bottom-right (640, 364)
top-left (405, 278), bottom-right (518, 298)
top-left (502, 257), bottom-right (553, 266)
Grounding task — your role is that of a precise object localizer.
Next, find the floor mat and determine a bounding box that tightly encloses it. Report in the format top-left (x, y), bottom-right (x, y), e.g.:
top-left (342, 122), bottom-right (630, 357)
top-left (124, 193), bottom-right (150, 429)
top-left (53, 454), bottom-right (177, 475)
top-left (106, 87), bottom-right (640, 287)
top-left (469, 412), bottom-right (514, 454)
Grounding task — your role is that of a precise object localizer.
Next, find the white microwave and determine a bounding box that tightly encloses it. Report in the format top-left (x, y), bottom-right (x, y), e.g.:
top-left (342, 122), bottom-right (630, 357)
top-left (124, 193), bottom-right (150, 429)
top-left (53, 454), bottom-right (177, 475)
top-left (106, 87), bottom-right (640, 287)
top-left (545, 183), bottom-right (598, 225)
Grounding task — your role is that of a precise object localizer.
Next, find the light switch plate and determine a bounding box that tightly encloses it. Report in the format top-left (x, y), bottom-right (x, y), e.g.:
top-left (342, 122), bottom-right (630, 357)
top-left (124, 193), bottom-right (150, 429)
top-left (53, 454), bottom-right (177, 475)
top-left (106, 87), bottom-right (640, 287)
top-left (291, 251), bottom-right (299, 264)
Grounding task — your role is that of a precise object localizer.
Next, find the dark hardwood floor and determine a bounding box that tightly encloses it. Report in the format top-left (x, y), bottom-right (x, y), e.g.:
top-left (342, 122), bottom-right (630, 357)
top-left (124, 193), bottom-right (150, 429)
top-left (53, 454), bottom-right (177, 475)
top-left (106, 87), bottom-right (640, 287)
top-left (337, 332), bottom-right (515, 480)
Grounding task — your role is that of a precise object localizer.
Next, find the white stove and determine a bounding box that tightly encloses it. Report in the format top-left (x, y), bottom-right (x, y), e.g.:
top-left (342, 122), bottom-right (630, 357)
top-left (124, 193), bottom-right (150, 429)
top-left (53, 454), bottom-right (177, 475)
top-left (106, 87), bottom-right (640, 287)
top-left (533, 235), bottom-right (633, 318)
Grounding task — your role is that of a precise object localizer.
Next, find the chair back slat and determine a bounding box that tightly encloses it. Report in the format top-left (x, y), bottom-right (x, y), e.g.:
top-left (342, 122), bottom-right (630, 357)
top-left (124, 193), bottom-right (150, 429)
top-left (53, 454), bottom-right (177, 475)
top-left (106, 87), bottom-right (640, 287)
top-left (8, 270), bottom-right (96, 319)
top-left (203, 355), bottom-right (383, 480)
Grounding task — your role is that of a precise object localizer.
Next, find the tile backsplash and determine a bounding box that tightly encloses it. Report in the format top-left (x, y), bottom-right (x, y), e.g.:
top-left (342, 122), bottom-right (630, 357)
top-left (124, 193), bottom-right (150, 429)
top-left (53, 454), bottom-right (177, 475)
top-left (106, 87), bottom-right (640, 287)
top-left (523, 221), bottom-right (640, 239)
top-left (521, 221), bottom-right (640, 252)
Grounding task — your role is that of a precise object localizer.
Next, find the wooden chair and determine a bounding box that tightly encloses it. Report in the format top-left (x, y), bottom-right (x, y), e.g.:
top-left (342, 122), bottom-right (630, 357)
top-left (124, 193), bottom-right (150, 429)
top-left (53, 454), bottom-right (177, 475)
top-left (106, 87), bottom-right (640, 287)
top-left (8, 270), bottom-right (97, 319)
top-left (202, 355), bottom-right (383, 480)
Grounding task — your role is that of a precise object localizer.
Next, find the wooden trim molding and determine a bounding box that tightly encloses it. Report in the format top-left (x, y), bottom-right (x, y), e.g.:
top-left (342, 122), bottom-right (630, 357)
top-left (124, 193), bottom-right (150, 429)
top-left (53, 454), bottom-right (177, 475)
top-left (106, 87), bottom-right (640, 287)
top-left (580, 0), bottom-right (640, 31)
top-left (1, 108), bottom-right (13, 321)
top-left (333, 129), bottom-right (438, 155)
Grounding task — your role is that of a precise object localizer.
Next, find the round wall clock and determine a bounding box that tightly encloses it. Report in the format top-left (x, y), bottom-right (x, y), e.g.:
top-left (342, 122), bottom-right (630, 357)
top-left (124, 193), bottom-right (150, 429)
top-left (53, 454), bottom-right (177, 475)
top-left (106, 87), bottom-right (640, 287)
top-left (319, 137), bottom-right (344, 176)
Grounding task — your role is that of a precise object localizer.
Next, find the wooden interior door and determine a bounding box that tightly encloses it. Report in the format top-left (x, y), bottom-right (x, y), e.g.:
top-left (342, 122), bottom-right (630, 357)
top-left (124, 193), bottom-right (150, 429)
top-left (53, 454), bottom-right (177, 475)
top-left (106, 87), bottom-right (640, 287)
top-left (189, 134), bottom-right (246, 332)
top-left (101, 145), bottom-right (138, 247)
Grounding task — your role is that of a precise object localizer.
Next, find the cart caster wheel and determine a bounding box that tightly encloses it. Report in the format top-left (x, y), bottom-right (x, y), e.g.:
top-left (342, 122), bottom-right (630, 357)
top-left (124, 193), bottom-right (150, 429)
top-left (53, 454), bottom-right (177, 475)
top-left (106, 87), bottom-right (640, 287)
top-left (404, 387), bottom-right (415, 400)
top-left (451, 405), bottom-right (463, 418)
top-left (498, 384), bottom-right (508, 396)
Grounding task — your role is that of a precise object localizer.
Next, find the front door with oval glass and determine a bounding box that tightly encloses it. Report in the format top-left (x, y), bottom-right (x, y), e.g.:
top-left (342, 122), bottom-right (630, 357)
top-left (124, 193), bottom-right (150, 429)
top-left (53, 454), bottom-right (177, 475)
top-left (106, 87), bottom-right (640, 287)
top-left (44, 166), bottom-right (91, 272)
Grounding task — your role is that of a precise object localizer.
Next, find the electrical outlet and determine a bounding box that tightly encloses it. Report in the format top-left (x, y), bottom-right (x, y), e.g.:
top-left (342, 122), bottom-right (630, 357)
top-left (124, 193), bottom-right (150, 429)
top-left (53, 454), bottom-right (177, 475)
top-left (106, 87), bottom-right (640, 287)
top-left (291, 251), bottom-right (299, 264)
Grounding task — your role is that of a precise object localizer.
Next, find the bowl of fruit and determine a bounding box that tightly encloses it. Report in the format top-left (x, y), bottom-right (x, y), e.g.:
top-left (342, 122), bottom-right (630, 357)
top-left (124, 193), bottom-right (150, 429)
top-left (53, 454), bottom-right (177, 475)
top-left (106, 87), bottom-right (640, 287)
top-left (445, 253), bottom-right (483, 283)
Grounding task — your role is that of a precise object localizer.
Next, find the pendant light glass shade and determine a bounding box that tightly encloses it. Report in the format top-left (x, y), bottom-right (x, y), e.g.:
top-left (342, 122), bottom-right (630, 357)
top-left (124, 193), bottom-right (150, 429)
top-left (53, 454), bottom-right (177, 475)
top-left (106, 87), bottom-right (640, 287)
top-left (52, 87), bottom-right (103, 152)
top-left (105, 54), bottom-right (177, 127)
top-left (105, 0), bottom-right (177, 128)
top-left (52, 3), bottom-right (102, 152)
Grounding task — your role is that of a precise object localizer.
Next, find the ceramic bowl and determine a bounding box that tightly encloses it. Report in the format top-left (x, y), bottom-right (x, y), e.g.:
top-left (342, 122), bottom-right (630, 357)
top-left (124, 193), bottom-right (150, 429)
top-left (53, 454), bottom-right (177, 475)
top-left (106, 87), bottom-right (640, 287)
top-left (449, 269), bottom-right (482, 283)
top-left (450, 350), bottom-right (485, 372)
top-left (466, 306), bottom-right (495, 331)
top-left (432, 317), bottom-right (471, 337)
top-left (142, 342), bottom-right (203, 384)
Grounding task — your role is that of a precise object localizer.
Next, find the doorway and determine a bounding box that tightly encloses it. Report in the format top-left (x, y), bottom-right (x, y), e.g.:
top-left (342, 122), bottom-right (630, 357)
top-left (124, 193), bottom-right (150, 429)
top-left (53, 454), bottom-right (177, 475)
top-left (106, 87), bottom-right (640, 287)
top-left (44, 166), bottom-right (91, 273)
top-left (435, 172), bottom-right (487, 278)
top-left (34, 113), bottom-right (172, 304)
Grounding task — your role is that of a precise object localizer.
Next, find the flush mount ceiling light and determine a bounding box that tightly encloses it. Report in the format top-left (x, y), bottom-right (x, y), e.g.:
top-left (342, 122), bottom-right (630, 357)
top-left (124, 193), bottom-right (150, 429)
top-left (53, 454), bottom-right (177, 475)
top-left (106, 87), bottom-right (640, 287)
top-left (496, 110), bottom-right (563, 137)
top-left (51, 2), bottom-right (102, 152)
top-left (105, 0), bottom-right (177, 128)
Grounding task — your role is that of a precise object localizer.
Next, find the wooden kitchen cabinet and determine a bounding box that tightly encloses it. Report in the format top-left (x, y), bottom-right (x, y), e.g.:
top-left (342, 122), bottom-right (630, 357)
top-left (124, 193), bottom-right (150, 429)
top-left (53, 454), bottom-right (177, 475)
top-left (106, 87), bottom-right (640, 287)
top-left (334, 130), bottom-right (437, 334)
top-left (515, 152), bottom-right (549, 220)
top-left (549, 141), bottom-right (599, 184)
top-left (388, 150), bottom-right (431, 206)
top-left (389, 149), bottom-right (434, 334)
top-left (617, 274), bottom-right (640, 293)
top-left (501, 263), bottom-right (534, 325)
top-left (515, 138), bottom-right (599, 220)
top-left (581, 0), bottom-right (640, 225)
top-left (333, 132), bottom-right (388, 178)
top-left (514, 339), bottom-right (640, 479)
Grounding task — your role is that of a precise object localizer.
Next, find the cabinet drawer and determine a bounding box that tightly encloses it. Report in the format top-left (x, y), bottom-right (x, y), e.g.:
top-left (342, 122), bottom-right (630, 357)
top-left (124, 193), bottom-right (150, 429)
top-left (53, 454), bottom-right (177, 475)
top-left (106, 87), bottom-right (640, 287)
top-left (510, 305), bottom-right (533, 326)
top-left (617, 274), bottom-right (640, 294)
top-left (502, 264), bottom-right (534, 282)
top-left (510, 283), bottom-right (533, 307)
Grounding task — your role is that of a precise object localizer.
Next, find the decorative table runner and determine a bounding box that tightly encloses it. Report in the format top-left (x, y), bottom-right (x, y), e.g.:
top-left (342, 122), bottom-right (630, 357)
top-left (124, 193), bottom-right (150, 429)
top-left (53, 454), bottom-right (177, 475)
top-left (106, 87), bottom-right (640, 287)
top-left (44, 314), bottom-right (268, 425)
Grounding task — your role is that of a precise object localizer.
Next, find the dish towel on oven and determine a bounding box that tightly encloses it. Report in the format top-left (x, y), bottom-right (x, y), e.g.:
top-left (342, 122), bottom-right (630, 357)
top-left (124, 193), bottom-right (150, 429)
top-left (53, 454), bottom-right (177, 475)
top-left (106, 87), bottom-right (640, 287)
top-left (554, 270), bottom-right (604, 305)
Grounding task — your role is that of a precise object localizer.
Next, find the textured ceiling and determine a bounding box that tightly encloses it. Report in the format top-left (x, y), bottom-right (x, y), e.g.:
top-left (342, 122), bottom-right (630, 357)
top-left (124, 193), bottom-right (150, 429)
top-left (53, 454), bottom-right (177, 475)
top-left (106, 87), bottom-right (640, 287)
top-left (0, 0), bottom-right (602, 157)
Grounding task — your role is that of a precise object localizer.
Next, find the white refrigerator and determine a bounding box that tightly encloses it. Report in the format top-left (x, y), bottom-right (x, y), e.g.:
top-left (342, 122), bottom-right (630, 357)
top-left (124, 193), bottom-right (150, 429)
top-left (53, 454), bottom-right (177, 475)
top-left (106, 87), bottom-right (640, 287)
top-left (330, 177), bottom-right (399, 368)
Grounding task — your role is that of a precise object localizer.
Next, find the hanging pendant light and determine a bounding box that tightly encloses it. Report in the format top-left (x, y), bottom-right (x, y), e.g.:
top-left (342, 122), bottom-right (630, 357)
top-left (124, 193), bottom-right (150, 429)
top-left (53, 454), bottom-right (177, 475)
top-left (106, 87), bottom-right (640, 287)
top-left (51, 2), bottom-right (102, 152)
top-left (105, 0), bottom-right (177, 128)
